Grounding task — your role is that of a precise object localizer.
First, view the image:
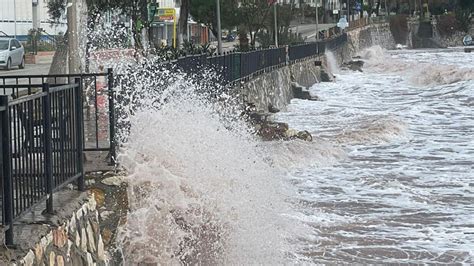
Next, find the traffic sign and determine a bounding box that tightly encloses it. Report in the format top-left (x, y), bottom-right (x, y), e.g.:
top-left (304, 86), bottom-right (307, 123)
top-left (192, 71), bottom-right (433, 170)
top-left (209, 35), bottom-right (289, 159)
top-left (463, 35), bottom-right (472, 46)
top-left (337, 16), bottom-right (349, 30)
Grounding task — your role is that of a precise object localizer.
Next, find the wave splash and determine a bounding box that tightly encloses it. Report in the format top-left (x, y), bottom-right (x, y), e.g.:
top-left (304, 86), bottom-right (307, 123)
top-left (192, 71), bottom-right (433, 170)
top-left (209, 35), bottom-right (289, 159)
top-left (114, 62), bottom-right (302, 264)
top-left (359, 46), bottom-right (474, 86)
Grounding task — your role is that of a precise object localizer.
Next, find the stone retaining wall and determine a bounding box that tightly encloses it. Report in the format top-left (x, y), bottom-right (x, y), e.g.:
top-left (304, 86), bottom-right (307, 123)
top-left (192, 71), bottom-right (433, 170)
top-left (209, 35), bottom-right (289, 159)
top-left (241, 57), bottom-right (329, 112)
top-left (333, 23), bottom-right (395, 64)
top-left (15, 195), bottom-right (106, 266)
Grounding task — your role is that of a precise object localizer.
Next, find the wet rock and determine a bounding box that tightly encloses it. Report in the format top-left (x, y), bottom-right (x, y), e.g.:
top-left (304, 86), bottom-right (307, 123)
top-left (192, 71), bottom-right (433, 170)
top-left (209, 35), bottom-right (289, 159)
top-left (259, 122), bottom-right (289, 141)
top-left (52, 227), bottom-right (67, 248)
top-left (34, 243), bottom-right (44, 262)
top-left (56, 255), bottom-right (65, 266)
top-left (49, 251), bottom-right (55, 266)
top-left (320, 69), bottom-right (332, 82)
top-left (75, 231), bottom-right (80, 247)
top-left (291, 82), bottom-right (320, 101)
top-left (100, 211), bottom-right (113, 221)
top-left (284, 129), bottom-right (313, 142)
top-left (86, 222), bottom-right (96, 253)
top-left (97, 235), bottom-right (105, 261)
top-left (268, 104), bottom-right (280, 113)
top-left (297, 130), bottom-right (313, 141)
top-left (342, 60), bottom-right (364, 72)
top-left (101, 176), bottom-right (125, 187)
top-left (80, 228), bottom-right (87, 252)
top-left (90, 188), bottom-right (105, 207)
top-left (86, 252), bottom-right (93, 266)
top-left (22, 250), bottom-right (35, 266)
top-left (284, 128), bottom-right (298, 138)
top-left (101, 228), bottom-right (113, 246)
top-left (248, 111), bottom-right (271, 124)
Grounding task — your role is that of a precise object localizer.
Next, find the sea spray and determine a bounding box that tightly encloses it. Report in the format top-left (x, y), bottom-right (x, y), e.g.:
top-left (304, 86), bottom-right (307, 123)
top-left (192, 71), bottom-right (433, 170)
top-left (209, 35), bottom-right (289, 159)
top-left (325, 50), bottom-right (340, 75)
top-left (113, 61), bottom-right (304, 264)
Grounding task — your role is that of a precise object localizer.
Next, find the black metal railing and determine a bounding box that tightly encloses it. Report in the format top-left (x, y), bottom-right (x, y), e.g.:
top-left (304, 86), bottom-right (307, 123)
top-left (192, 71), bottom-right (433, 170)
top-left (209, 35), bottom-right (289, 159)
top-left (177, 33), bottom-right (348, 84)
top-left (0, 70), bottom-right (116, 160)
top-left (0, 81), bottom-right (85, 246)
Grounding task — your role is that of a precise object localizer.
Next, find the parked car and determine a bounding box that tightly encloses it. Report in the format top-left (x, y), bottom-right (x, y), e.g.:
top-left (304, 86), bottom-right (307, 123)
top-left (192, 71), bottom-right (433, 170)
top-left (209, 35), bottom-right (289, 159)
top-left (0, 37), bottom-right (25, 70)
top-left (226, 33), bottom-right (237, 42)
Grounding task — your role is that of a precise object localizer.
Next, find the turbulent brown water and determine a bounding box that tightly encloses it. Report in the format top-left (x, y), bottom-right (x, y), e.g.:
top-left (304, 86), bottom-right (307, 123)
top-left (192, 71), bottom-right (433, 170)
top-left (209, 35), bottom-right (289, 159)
top-left (110, 45), bottom-right (473, 264)
top-left (275, 47), bottom-right (474, 264)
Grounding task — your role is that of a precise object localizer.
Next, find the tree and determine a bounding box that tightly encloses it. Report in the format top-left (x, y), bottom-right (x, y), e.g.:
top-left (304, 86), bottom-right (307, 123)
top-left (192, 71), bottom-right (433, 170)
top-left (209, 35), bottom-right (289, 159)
top-left (48, 0), bottom-right (151, 51)
top-left (257, 3), bottom-right (302, 47)
top-left (178, 0), bottom-right (190, 47)
top-left (190, 0), bottom-right (239, 38)
top-left (238, 0), bottom-right (273, 47)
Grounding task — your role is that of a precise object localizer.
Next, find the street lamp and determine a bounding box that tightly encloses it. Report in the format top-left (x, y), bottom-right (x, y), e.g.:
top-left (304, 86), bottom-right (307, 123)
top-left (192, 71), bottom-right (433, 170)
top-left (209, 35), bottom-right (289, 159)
top-left (315, 1), bottom-right (319, 41)
top-left (347, 0), bottom-right (350, 22)
top-left (216, 0), bottom-right (223, 54)
top-left (274, 3), bottom-right (278, 47)
top-left (13, 0), bottom-right (17, 38)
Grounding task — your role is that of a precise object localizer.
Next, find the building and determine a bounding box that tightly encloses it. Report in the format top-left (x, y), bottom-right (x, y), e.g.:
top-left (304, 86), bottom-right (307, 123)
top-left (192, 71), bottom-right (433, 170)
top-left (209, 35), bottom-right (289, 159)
top-left (149, 0), bottom-right (209, 47)
top-left (0, 0), bottom-right (67, 40)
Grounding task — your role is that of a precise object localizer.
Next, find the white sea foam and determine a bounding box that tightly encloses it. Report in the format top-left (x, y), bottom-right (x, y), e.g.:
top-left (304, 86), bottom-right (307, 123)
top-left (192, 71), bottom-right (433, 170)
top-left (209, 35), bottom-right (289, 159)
top-left (113, 64), bottom-right (307, 264)
top-left (359, 46), bottom-right (474, 86)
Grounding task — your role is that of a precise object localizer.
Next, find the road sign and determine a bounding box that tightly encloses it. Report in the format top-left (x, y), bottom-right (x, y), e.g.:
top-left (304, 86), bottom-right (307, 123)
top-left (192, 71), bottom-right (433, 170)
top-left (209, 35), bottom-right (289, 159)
top-left (158, 15), bottom-right (174, 21)
top-left (337, 17), bottom-right (349, 30)
top-left (156, 8), bottom-right (175, 16)
top-left (463, 35), bottom-right (472, 46)
top-left (154, 8), bottom-right (177, 48)
top-left (148, 3), bottom-right (158, 21)
top-left (355, 2), bottom-right (362, 11)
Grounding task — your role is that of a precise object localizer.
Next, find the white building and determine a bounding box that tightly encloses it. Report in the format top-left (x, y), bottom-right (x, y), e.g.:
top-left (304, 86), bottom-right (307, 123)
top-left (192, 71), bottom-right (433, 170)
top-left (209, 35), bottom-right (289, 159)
top-left (0, 0), bottom-right (66, 40)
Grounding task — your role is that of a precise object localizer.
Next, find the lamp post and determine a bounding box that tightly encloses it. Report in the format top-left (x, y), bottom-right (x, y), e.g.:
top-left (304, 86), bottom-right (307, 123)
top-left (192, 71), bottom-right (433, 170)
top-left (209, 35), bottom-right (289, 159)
top-left (274, 3), bottom-right (278, 47)
top-left (13, 0), bottom-right (17, 38)
top-left (347, 0), bottom-right (350, 22)
top-left (216, 0), bottom-right (223, 54)
top-left (315, 1), bottom-right (319, 41)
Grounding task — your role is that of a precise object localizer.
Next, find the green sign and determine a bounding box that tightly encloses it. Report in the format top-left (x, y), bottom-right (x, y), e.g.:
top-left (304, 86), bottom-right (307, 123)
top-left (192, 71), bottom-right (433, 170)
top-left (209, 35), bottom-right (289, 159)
top-left (148, 2), bottom-right (158, 22)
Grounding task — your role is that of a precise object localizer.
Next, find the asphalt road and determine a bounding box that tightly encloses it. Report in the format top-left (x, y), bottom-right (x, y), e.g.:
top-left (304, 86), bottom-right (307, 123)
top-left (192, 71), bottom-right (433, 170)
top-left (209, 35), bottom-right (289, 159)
top-left (0, 63), bottom-right (51, 77)
top-left (0, 63), bottom-right (51, 95)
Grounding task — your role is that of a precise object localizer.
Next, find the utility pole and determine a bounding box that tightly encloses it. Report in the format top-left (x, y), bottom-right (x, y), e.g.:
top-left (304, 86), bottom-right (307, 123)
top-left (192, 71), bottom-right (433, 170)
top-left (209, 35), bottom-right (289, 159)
top-left (32, 0), bottom-right (39, 54)
top-left (67, 0), bottom-right (79, 74)
top-left (216, 0), bottom-right (223, 54)
top-left (274, 3), bottom-right (278, 47)
top-left (32, 0), bottom-right (39, 30)
top-left (347, 0), bottom-right (350, 22)
top-left (13, 0), bottom-right (17, 38)
top-left (315, 1), bottom-right (319, 41)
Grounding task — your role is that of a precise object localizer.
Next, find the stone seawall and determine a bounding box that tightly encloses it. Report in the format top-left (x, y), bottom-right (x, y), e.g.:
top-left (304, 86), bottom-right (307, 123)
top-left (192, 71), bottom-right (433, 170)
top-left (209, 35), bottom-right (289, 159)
top-left (241, 57), bottom-right (329, 112)
top-left (9, 193), bottom-right (106, 266)
top-left (332, 23), bottom-right (396, 65)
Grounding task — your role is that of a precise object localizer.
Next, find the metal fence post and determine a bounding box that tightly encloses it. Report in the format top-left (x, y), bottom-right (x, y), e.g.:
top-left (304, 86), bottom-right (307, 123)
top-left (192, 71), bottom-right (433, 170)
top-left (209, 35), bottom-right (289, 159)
top-left (107, 68), bottom-right (116, 165)
top-left (74, 78), bottom-right (85, 191)
top-left (0, 95), bottom-right (15, 246)
top-left (42, 83), bottom-right (54, 214)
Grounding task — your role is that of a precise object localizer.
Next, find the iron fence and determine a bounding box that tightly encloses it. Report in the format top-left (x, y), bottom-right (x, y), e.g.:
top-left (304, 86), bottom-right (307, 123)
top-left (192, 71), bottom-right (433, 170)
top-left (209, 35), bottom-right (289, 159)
top-left (203, 47), bottom-right (287, 84)
top-left (0, 81), bottom-right (84, 246)
top-left (198, 33), bottom-right (347, 84)
top-left (0, 70), bottom-right (116, 160)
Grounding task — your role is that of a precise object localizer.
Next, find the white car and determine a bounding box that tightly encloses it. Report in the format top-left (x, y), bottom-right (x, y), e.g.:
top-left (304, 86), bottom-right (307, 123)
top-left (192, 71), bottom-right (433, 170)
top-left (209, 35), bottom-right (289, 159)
top-left (0, 37), bottom-right (25, 70)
